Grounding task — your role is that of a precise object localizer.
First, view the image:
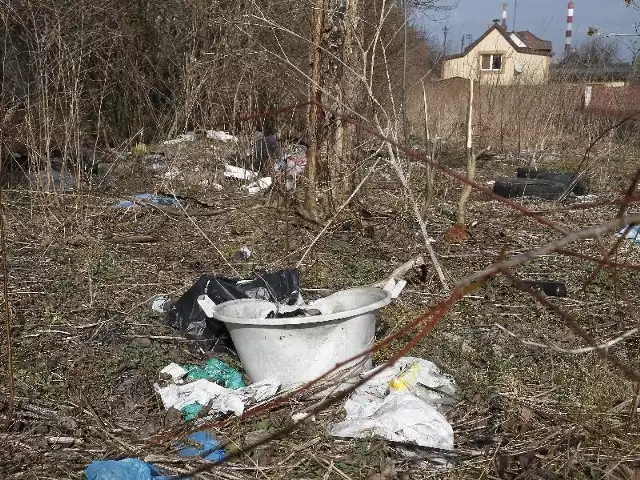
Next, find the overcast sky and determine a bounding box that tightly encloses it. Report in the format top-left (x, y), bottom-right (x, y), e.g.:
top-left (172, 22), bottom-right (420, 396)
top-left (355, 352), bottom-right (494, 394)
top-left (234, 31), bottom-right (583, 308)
top-left (416, 0), bottom-right (640, 60)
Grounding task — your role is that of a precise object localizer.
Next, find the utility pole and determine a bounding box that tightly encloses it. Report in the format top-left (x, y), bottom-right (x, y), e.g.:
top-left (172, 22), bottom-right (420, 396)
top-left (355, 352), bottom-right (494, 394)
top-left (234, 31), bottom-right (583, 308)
top-left (461, 34), bottom-right (472, 53)
top-left (443, 25), bottom-right (449, 55)
top-left (513, 0), bottom-right (518, 31)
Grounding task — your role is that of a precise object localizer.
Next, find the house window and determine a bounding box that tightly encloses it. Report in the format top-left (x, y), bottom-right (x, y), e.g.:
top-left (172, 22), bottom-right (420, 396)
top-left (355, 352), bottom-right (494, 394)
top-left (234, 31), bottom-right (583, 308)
top-left (481, 54), bottom-right (502, 71)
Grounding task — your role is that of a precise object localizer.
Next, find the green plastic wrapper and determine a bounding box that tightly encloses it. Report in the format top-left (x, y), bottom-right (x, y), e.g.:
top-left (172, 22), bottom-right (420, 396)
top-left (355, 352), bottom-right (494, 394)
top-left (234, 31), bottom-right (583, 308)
top-left (182, 403), bottom-right (204, 422)
top-left (184, 358), bottom-right (246, 389)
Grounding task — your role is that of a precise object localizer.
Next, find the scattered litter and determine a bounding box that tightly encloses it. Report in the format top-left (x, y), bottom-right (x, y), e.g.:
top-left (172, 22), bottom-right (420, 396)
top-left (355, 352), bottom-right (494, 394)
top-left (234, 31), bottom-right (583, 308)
top-left (155, 358), bottom-right (247, 420)
top-left (175, 431), bottom-right (226, 462)
top-left (330, 357), bottom-right (457, 451)
top-left (224, 164), bottom-right (257, 181)
top-left (160, 363), bottom-right (188, 382)
top-left (206, 130), bottom-right (238, 143)
top-left (150, 294), bottom-right (172, 313)
top-left (86, 458), bottom-right (174, 480)
top-left (237, 245), bottom-right (252, 260)
top-left (292, 412), bottom-right (315, 423)
top-left (155, 376), bottom-right (280, 419)
top-left (87, 432), bottom-right (225, 478)
top-left (114, 193), bottom-right (183, 209)
top-left (224, 163), bottom-right (272, 194)
top-left (276, 144), bottom-right (308, 191)
top-left (157, 378), bottom-right (225, 413)
top-left (617, 225), bottom-right (640, 245)
top-left (163, 132), bottom-right (196, 145)
top-left (575, 194), bottom-right (598, 202)
top-left (48, 436), bottom-right (82, 446)
top-left (163, 269), bottom-right (302, 351)
top-left (244, 176), bottom-right (272, 194)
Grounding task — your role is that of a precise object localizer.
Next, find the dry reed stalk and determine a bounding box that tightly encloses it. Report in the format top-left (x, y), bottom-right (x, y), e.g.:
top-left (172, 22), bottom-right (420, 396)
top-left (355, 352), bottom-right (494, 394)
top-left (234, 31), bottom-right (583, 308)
top-left (0, 187), bottom-right (14, 423)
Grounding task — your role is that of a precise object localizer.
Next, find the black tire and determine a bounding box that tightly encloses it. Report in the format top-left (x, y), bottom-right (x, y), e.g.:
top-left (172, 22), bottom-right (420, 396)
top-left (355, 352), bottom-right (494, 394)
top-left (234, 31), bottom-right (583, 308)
top-left (516, 168), bottom-right (589, 195)
top-left (521, 280), bottom-right (567, 297)
top-left (493, 178), bottom-right (567, 200)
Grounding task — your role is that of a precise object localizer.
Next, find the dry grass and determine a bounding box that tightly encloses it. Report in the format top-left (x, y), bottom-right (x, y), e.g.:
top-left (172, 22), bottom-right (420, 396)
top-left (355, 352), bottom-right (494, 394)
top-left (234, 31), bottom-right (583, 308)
top-left (406, 79), bottom-right (639, 157)
top-left (0, 129), bottom-right (639, 479)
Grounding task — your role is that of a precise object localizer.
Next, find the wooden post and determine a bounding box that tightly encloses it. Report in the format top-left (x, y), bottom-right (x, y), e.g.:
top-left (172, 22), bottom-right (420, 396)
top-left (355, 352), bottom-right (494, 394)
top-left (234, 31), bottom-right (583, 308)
top-left (456, 77), bottom-right (475, 227)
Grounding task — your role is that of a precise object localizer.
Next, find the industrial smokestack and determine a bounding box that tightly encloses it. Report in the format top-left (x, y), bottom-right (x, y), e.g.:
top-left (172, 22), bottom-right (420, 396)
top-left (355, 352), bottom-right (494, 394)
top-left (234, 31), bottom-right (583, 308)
top-left (565, 1), bottom-right (574, 53)
top-left (502, 3), bottom-right (508, 29)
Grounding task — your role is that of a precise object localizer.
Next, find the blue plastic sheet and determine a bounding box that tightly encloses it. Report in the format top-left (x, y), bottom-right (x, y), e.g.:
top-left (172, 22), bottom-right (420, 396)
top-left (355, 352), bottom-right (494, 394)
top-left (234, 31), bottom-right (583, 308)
top-left (115, 193), bottom-right (183, 209)
top-left (618, 225), bottom-right (640, 245)
top-left (176, 431), bottom-right (226, 463)
top-left (86, 431), bottom-right (224, 478)
top-left (86, 458), bottom-right (177, 480)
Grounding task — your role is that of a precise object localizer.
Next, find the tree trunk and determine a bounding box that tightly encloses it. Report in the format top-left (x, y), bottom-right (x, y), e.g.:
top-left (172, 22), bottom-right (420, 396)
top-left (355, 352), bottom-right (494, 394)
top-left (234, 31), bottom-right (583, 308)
top-left (305, 0), bottom-right (363, 220)
top-left (304, 0), bottom-right (326, 221)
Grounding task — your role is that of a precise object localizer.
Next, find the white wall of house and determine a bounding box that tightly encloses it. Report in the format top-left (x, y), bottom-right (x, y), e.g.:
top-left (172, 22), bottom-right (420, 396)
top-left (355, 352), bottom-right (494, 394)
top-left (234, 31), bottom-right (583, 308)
top-left (442, 29), bottom-right (550, 85)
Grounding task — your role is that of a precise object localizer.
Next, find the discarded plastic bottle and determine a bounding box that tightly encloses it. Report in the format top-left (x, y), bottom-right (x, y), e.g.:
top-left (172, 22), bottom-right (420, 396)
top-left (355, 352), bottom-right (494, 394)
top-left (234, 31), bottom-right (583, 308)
top-left (388, 362), bottom-right (422, 392)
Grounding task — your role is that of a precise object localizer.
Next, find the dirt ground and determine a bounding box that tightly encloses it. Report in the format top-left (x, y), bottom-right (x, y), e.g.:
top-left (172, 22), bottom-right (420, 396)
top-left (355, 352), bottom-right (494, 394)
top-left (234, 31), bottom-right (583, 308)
top-left (1, 134), bottom-right (639, 479)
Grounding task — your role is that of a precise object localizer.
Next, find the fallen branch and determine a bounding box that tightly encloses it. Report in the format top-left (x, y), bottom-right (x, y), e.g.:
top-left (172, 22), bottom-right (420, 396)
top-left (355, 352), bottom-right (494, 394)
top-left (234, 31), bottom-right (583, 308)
top-left (125, 335), bottom-right (211, 342)
top-left (164, 208), bottom-right (230, 217)
top-left (494, 323), bottom-right (638, 354)
top-left (508, 274), bottom-right (640, 383)
top-left (104, 235), bottom-right (159, 244)
top-left (126, 197), bottom-right (231, 217)
top-left (456, 213), bottom-right (640, 288)
top-left (372, 255), bottom-right (425, 287)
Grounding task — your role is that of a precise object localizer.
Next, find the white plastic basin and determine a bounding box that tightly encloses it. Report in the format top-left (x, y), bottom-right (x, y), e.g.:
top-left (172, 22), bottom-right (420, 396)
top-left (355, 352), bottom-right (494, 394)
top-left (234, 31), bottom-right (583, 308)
top-left (198, 287), bottom-right (392, 393)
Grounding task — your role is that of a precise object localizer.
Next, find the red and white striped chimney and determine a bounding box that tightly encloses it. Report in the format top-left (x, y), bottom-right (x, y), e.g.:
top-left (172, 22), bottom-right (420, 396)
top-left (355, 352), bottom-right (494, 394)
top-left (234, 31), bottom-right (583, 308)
top-left (502, 3), bottom-right (508, 29)
top-left (565, 1), bottom-right (574, 53)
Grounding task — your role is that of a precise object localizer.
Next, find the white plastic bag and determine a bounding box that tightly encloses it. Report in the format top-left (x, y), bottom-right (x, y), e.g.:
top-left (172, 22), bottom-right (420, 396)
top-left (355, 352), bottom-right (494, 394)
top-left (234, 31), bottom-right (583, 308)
top-left (329, 357), bottom-right (456, 450)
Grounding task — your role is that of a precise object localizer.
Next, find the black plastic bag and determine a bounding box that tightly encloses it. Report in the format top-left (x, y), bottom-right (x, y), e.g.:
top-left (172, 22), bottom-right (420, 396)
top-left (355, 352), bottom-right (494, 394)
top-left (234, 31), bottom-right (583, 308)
top-left (165, 269), bottom-right (301, 352)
